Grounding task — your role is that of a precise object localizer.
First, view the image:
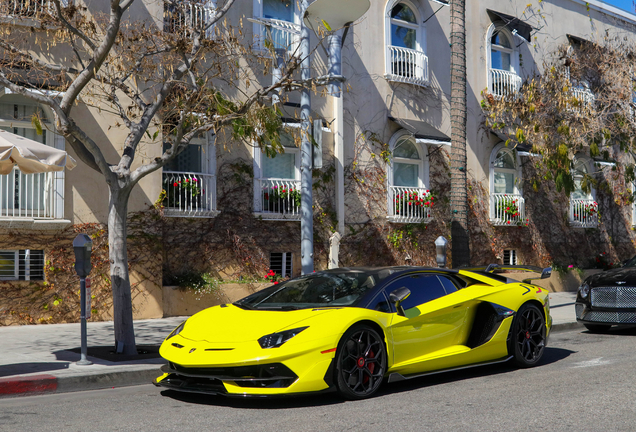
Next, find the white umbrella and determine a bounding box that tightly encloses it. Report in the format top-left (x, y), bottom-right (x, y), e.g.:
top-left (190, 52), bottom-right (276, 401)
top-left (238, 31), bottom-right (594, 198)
top-left (0, 129), bottom-right (77, 175)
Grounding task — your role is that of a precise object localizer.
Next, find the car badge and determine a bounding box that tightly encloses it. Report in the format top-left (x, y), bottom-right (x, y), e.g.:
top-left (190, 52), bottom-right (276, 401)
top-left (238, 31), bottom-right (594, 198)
top-left (616, 281), bottom-right (627, 285)
top-left (189, 348), bottom-right (196, 353)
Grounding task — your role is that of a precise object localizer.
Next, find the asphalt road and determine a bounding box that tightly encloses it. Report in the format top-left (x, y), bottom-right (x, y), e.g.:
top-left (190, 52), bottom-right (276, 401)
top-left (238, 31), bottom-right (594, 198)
top-left (1, 327), bottom-right (636, 432)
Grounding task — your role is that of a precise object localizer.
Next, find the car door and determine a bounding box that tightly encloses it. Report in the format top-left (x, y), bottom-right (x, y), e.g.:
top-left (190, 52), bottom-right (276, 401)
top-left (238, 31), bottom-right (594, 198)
top-left (385, 273), bottom-right (469, 370)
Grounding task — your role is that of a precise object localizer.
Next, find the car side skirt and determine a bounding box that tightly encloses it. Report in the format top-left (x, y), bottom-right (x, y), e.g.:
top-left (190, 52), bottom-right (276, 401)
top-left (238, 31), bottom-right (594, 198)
top-left (387, 356), bottom-right (513, 383)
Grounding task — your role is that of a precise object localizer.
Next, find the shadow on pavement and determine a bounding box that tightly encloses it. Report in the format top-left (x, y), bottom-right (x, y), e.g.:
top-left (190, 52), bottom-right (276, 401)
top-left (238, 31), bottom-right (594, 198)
top-left (0, 362), bottom-right (70, 378)
top-left (158, 347), bottom-right (576, 409)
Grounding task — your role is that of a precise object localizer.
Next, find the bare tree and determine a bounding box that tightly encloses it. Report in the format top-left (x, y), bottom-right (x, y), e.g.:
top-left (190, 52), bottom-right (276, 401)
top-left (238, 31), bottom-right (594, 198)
top-left (0, 0), bottom-right (327, 354)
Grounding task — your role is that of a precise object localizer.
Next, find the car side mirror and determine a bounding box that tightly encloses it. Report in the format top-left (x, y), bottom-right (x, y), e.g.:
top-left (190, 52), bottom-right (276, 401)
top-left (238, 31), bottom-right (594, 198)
top-left (541, 267), bottom-right (552, 279)
top-left (389, 287), bottom-right (411, 317)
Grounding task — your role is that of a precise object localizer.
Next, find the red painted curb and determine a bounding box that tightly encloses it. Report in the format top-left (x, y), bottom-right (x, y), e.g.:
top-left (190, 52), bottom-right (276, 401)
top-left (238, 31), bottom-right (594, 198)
top-left (0, 374), bottom-right (58, 396)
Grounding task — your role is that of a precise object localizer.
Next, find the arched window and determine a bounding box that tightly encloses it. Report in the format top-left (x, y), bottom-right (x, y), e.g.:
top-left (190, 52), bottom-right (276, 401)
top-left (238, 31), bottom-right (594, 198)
top-left (385, 1), bottom-right (428, 86)
top-left (486, 25), bottom-right (520, 97)
top-left (489, 144), bottom-right (525, 225)
top-left (569, 157), bottom-right (597, 227)
top-left (387, 130), bottom-right (431, 223)
top-left (253, 131), bottom-right (301, 219)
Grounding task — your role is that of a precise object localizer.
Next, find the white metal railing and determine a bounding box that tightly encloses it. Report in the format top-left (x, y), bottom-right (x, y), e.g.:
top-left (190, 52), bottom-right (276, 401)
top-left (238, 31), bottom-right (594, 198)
top-left (386, 46), bottom-right (429, 87)
top-left (2, 0), bottom-right (68, 18)
top-left (387, 186), bottom-right (433, 223)
top-left (572, 86), bottom-right (595, 106)
top-left (162, 171), bottom-right (217, 217)
top-left (490, 193), bottom-right (526, 226)
top-left (489, 69), bottom-right (522, 98)
top-left (570, 198), bottom-right (598, 228)
top-left (0, 168), bottom-right (61, 219)
top-left (163, 1), bottom-right (216, 39)
top-left (257, 17), bottom-right (300, 53)
top-left (256, 178), bottom-right (301, 220)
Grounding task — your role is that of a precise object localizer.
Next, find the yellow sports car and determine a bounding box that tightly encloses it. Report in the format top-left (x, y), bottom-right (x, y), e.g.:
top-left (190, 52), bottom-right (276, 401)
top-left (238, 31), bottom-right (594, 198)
top-left (154, 265), bottom-right (552, 399)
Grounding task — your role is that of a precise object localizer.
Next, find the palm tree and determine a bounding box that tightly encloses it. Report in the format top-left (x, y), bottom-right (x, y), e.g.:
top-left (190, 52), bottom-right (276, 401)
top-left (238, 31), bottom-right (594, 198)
top-left (449, 0), bottom-right (470, 267)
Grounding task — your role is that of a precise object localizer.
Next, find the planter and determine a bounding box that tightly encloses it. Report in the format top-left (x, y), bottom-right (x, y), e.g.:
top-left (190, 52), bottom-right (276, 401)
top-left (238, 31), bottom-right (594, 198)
top-left (162, 282), bottom-right (270, 317)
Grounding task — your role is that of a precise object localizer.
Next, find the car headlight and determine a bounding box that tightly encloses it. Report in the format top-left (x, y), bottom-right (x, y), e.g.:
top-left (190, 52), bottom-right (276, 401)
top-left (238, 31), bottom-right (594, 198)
top-left (166, 320), bottom-right (186, 340)
top-left (258, 326), bottom-right (309, 349)
top-left (578, 283), bottom-right (590, 299)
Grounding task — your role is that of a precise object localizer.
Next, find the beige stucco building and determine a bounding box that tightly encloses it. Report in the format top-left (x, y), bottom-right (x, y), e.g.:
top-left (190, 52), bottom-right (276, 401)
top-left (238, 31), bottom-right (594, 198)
top-left (1, 0), bottom-right (636, 322)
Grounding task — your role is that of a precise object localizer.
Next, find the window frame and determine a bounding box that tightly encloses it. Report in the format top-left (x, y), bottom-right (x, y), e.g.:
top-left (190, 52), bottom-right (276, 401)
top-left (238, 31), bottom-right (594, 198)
top-left (384, 0), bottom-right (428, 86)
top-left (489, 143), bottom-right (522, 196)
top-left (252, 0), bottom-right (301, 51)
top-left (388, 129), bottom-right (429, 190)
top-left (486, 24), bottom-right (519, 74)
top-left (0, 249), bottom-right (44, 281)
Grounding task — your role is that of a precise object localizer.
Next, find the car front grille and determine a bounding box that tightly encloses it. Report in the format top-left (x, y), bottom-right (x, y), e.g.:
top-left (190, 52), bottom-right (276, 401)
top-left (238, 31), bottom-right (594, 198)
top-left (575, 303), bottom-right (585, 319)
top-left (578, 310), bottom-right (636, 324)
top-left (591, 286), bottom-right (636, 308)
top-left (162, 362), bottom-right (298, 389)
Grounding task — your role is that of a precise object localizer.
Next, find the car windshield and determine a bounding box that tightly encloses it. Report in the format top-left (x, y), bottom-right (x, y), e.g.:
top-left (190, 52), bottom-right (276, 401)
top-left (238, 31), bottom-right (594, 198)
top-left (624, 256), bottom-right (636, 267)
top-left (234, 269), bottom-right (398, 310)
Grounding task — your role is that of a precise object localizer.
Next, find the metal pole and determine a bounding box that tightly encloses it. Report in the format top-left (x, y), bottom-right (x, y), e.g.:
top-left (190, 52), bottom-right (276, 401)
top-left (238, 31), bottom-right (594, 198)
top-left (300, 0), bottom-right (313, 274)
top-left (77, 277), bottom-right (92, 365)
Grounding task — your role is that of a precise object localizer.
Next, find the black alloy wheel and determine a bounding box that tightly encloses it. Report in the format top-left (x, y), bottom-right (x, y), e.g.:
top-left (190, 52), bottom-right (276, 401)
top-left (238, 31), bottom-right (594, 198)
top-left (510, 303), bottom-right (546, 367)
top-left (584, 323), bottom-right (612, 333)
top-left (334, 325), bottom-right (386, 400)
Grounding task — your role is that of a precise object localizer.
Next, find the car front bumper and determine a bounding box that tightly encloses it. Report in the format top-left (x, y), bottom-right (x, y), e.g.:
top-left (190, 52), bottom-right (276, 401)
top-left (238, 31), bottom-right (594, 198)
top-left (575, 302), bottom-right (636, 325)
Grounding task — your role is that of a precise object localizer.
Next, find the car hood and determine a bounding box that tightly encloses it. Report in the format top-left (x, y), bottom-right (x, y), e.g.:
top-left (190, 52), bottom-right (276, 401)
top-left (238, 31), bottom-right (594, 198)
top-left (178, 304), bottom-right (334, 343)
top-left (586, 267), bottom-right (636, 287)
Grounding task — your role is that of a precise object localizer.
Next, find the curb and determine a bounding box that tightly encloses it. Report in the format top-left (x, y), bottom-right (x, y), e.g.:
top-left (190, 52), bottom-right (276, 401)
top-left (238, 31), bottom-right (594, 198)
top-left (551, 321), bottom-right (583, 333)
top-left (0, 367), bottom-right (162, 399)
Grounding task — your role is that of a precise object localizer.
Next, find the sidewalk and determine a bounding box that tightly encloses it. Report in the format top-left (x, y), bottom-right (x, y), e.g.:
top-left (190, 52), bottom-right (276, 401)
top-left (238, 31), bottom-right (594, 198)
top-left (0, 292), bottom-right (581, 398)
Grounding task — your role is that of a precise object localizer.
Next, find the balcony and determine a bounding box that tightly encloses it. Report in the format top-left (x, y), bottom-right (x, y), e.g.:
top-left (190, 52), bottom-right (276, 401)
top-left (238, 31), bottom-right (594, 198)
top-left (162, 171), bottom-right (218, 218)
top-left (569, 198), bottom-right (598, 228)
top-left (489, 69), bottom-right (522, 98)
top-left (1, 168), bottom-right (64, 220)
top-left (387, 186), bottom-right (433, 223)
top-left (572, 86), bottom-right (594, 107)
top-left (1, 0), bottom-right (68, 18)
top-left (256, 17), bottom-right (300, 53)
top-left (490, 193), bottom-right (526, 226)
top-left (254, 178), bottom-right (301, 220)
top-left (163, 1), bottom-right (216, 39)
top-left (386, 46), bottom-right (429, 87)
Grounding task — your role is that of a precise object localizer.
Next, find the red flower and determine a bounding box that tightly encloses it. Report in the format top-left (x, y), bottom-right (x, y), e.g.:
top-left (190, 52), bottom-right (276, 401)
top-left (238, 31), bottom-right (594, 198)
top-left (507, 221), bottom-right (511, 224)
top-left (185, 179), bottom-right (190, 183)
top-left (173, 182), bottom-right (178, 187)
top-left (193, 178), bottom-right (198, 182)
top-left (274, 281), bottom-right (279, 285)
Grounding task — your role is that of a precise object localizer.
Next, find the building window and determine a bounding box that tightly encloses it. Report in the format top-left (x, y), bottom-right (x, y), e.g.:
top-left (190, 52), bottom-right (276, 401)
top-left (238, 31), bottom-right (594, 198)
top-left (253, 0), bottom-right (300, 52)
top-left (0, 249), bottom-right (44, 281)
top-left (486, 25), bottom-right (520, 97)
top-left (270, 252), bottom-right (292, 278)
top-left (385, 0), bottom-right (428, 86)
top-left (387, 130), bottom-right (432, 223)
top-left (253, 131), bottom-right (301, 219)
top-left (569, 157), bottom-right (597, 228)
top-left (163, 0), bottom-right (216, 38)
top-left (162, 131), bottom-right (218, 217)
top-left (489, 143), bottom-right (525, 226)
top-left (0, 95), bottom-right (65, 220)
top-left (503, 249), bottom-right (517, 265)
top-left (2, 0), bottom-right (70, 19)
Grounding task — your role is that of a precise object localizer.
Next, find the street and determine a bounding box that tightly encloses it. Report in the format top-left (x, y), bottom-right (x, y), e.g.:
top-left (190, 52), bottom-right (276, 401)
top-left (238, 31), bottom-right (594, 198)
top-left (1, 327), bottom-right (635, 432)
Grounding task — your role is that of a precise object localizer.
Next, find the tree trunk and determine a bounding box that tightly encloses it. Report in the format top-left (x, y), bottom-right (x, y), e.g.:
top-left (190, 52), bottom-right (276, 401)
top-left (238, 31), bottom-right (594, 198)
top-left (108, 185), bottom-right (137, 355)
top-left (449, 0), bottom-right (470, 267)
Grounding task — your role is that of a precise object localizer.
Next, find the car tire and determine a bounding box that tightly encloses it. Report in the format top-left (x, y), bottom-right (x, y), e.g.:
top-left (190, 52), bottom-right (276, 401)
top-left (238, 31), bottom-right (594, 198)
top-left (334, 324), bottom-right (386, 400)
top-left (509, 303), bottom-right (546, 368)
top-left (584, 323), bottom-right (612, 333)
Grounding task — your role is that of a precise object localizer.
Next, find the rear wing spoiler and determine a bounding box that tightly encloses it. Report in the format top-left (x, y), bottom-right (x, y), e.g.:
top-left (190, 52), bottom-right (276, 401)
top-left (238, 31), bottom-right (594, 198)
top-left (462, 265), bottom-right (552, 284)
